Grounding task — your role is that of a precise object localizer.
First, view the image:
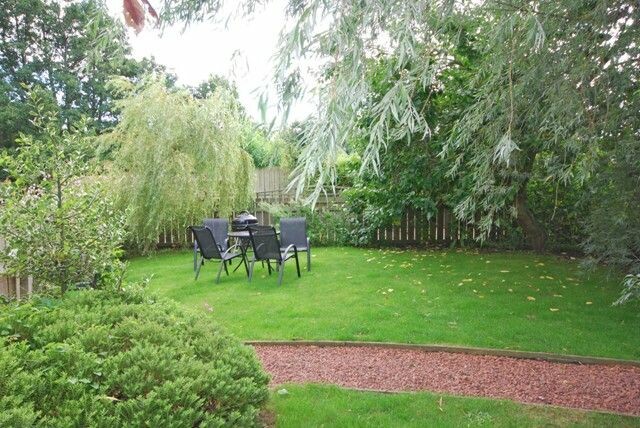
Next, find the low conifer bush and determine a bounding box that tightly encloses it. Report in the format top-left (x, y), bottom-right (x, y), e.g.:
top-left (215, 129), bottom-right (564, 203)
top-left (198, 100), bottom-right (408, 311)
top-left (0, 288), bottom-right (269, 426)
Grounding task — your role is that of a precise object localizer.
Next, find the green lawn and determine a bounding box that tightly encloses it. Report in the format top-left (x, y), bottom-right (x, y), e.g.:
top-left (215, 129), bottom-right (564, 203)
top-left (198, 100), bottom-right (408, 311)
top-left (128, 247), bottom-right (640, 424)
top-left (127, 247), bottom-right (640, 360)
top-left (269, 384), bottom-right (640, 427)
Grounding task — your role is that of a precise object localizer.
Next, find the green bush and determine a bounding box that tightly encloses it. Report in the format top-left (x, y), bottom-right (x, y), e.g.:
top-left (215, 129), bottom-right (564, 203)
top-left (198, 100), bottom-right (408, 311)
top-left (260, 202), bottom-right (351, 246)
top-left (0, 288), bottom-right (269, 427)
top-left (0, 90), bottom-right (125, 294)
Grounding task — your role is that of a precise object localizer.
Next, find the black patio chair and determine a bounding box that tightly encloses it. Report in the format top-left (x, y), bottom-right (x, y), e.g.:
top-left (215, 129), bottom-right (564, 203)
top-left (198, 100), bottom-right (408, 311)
top-left (189, 225), bottom-right (248, 284)
top-left (193, 218), bottom-right (229, 272)
top-left (280, 217), bottom-right (311, 271)
top-left (247, 225), bottom-right (300, 285)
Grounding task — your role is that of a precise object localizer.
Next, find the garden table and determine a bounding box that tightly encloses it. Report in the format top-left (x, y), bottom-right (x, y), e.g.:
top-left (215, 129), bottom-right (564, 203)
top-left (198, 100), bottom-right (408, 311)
top-left (228, 229), bottom-right (279, 241)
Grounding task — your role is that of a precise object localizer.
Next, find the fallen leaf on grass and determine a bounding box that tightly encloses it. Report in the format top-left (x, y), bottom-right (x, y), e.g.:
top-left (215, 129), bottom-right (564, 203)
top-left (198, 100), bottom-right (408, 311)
top-left (586, 301), bottom-right (593, 305)
top-left (550, 308), bottom-right (560, 312)
top-left (101, 396), bottom-right (120, 402)
top-left (527, 296), bottom-right (536, 301)
top-left (500, 270), bottom-right (509, 273)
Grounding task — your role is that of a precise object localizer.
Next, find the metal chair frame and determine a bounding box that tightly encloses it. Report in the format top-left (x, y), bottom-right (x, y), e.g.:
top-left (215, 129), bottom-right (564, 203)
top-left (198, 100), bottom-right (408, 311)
top-left (193, 218), bottom-right (230, 272)
top-left (280, 217), bottom-right (311, 271)
top-left (247, 225), bottom-right (300, 285)
top-left (190, 225), bottom-right (248, 284)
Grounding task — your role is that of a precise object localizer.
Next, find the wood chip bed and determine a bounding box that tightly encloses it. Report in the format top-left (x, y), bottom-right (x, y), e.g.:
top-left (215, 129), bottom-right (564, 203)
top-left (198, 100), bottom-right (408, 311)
top-left (253, 344), bottom-right (640, 415)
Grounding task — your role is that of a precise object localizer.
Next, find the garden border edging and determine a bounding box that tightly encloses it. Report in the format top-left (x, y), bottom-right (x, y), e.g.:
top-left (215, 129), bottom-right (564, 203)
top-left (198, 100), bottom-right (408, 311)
top-left (245, 340), bottom-right (640, 367)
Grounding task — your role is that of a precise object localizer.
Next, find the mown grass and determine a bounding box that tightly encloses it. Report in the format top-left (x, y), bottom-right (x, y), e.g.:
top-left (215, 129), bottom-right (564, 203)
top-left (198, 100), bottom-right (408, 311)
top-left (127, 247), bottom-right (640, 360)
top-left (269, 384), bottom-right (640, 427)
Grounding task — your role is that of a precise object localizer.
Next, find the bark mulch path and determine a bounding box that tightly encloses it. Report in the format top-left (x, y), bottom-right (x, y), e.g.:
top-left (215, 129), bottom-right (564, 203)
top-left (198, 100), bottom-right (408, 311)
top-left (252, 344), bottom-right (640, 416)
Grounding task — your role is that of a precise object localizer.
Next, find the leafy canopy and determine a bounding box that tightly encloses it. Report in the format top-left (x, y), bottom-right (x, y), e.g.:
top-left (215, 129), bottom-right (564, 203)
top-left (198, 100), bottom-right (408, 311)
top-left (158, 0), bottom-right (636, 222)
top-left (0, 0), bottom-right (157, 148)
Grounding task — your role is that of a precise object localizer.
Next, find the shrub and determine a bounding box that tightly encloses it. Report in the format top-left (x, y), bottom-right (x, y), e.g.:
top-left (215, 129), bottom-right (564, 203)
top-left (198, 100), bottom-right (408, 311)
top-left (261, 202), bottom-right (350, 246)
top-left (0, 288), bottom-right (269, 426)
top-left (0, 90), bottom-right (125, 294)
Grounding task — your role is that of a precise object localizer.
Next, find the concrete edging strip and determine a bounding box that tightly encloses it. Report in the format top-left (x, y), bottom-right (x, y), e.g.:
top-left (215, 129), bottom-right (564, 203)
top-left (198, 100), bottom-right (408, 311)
top-left (245, 340), bottom-right (640, 367)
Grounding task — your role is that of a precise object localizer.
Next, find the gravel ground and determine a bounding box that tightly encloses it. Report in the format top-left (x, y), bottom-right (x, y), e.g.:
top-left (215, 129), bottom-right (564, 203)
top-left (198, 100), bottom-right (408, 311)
top-left (253, 344), bottom-right (640, 415)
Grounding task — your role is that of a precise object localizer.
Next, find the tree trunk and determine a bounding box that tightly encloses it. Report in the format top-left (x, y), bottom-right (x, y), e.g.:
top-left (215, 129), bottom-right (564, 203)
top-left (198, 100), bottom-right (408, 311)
top-left (515, 188), bottom-right (546, 252)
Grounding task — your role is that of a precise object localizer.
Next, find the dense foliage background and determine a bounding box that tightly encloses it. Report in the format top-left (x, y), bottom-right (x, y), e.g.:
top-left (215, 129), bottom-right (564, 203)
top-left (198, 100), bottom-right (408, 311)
top-left (0, 0), bottom-right (163, 149)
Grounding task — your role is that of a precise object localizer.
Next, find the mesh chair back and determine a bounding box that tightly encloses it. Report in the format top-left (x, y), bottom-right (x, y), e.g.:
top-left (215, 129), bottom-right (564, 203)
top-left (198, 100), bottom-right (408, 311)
top-left (280, 217), bottom-right (308, 248)
top-left (248, 226), bottom-right (282, 262)
top-left (203, 218), bottom-right (229, 251)
top-left (190, 226), bottom-right (222, 260)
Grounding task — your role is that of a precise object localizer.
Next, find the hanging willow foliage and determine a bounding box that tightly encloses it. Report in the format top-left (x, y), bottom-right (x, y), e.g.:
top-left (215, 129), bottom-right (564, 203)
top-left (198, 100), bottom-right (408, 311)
top-left (105, 78), bottom-right (255, 252)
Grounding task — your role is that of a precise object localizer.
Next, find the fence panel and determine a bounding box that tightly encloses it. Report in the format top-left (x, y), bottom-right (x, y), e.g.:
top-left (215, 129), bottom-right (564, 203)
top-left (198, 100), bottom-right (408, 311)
top-left (255, 167), bottom-right (291, 194)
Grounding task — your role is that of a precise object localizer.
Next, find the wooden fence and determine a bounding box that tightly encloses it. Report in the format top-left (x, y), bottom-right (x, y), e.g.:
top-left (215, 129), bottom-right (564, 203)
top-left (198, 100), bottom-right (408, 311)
top-left (155, 165), bottom-right (503, 248)
top-left (255, 167), bottom-right (291, 194)
top-left (0, 276), bottom-right (34, 299)
top-left (157, 205), bottom-right (503, 249)
top-left (372, 207), bottom-right (499, 246)
top-left (152, 164), bottom-right (508, 248)
top-left (0, 237), bottom-right (34, 299)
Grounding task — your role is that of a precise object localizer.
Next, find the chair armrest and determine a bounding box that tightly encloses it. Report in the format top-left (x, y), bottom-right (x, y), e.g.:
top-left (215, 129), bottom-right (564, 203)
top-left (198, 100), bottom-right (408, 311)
top-left (282, 244), bottom-right (298, 260)
top-left (223, 243), bottom-right (243, 257)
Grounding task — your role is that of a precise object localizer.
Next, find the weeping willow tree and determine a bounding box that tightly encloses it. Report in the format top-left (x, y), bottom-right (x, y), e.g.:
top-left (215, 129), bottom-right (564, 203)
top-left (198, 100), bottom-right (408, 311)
top-left (105, 78), bottom-right (254, 251)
